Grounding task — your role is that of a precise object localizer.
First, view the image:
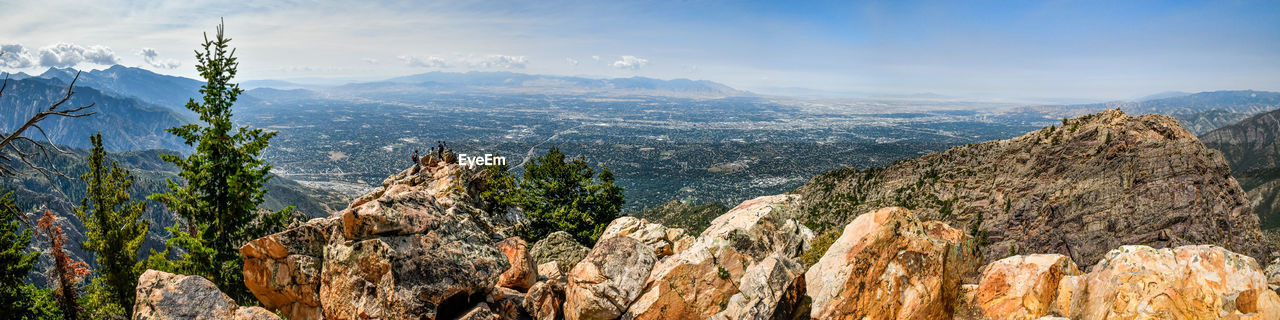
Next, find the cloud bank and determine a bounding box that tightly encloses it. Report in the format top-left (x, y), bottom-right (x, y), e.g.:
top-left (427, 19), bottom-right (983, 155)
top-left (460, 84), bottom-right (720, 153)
top-left (399, 54), bottom-right (527, 69)
top-left (1, 42), bottom-right (121, 69)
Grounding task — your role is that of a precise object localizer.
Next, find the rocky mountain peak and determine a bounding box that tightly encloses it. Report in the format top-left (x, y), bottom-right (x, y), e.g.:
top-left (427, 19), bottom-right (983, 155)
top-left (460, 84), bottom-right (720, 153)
top-left (793, 108), bottom-right (1267, 267)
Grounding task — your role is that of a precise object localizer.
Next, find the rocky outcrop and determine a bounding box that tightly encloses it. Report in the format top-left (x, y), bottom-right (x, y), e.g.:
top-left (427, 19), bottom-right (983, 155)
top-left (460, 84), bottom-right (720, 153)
top-left (599, 216), bottom-right (694, 258)
top-left (530, 231), bottom-right (591, 274)
top-left (805, 206), bottom-right (982, 320)
top-left (564, 236), bottom-right (657, 320)
top-left (497, 237), bottom-right (537, 291)
top-left (795, 109), bottom-right (1270, 266)
top-left (242, 158), bottom-right (518, 320)
top-left (966, 254), bottom-right (1082, 320)
top-left (622, 195), bottom-right (814, 320)
top-left (962, 245), bottom-right (1280, 320)
top-left (134, 269), bottom-right (280, 320)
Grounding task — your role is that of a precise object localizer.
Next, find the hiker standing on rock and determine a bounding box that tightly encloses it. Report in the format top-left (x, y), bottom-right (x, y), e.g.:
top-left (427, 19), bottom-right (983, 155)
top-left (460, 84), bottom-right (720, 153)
top-left (411, 149), bottom-right (419, 164)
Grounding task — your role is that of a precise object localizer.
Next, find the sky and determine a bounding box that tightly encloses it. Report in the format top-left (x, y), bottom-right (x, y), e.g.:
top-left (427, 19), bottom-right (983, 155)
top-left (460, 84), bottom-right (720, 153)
top-left (1, 0), bottom-right (1278, 100)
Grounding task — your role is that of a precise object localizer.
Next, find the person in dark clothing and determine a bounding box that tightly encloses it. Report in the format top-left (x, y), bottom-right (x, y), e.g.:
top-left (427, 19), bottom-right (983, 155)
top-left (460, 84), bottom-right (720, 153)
top-left (411, 149), bottom-right (419, 164)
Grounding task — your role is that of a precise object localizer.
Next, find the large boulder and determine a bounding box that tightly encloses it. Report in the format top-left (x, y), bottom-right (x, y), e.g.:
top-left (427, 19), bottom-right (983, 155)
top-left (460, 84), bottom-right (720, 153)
top-left (969, 254), bottom-right (1082, 320)
top-left (1069, 245), bottom-right (1280, 319)
top-left (133, 269), bottom-right (280, 320)
top-left (496, 237), bottom-right (537, 291)
top-left (530, 231), bottom-right (590, 274)
top-left (240, 217), bottom-right (338, 320)
top-left (623, 195), bottom-right (814, 320)
top-left (710, 253), bottom-right (807, 320)
top-left (598, 216), bottom-right (694, 258)
top-left (804, 206), bottom-right (982, 320)
top-left (564, 236), bottom-right (657, 320)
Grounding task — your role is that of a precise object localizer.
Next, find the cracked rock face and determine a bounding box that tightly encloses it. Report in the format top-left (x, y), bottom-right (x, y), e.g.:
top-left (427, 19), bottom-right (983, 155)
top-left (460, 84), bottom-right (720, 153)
top-left (563, 236), bottom-right (656, 320)
top-left (804, 206), bottom-right (982, 320)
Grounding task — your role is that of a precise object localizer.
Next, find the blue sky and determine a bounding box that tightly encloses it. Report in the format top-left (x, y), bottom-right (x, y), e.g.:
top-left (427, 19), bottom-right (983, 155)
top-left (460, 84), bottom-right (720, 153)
top-left (1, 0), bottom-right (1278, 100)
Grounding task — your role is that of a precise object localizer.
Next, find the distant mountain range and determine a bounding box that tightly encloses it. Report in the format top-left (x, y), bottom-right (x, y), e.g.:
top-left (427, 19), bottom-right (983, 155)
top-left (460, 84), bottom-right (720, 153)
top-left (1201, 108), bottom-right (1280, 229)
top-left (1013, 90), bottom-right (1280, 135)
top-left (0, 77), bottom-right (189, 151)
top-left (314, 71), bottom-right (747, 98)
top-left (35, 65), bottom-right (205, 117)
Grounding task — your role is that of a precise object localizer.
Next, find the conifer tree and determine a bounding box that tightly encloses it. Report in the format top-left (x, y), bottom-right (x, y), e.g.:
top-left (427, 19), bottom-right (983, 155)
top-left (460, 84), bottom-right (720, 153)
top-left (515, 147), bottom-right (624, 245)
top-left (149, 20), bottom-right (290, 302)
top-left (76, 133), bottom-right (148, 317)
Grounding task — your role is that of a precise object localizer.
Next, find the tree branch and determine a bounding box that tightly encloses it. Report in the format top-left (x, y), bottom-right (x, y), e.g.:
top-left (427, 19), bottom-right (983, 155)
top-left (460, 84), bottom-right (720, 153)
top-left (0, 70), bottom-right (97, 178)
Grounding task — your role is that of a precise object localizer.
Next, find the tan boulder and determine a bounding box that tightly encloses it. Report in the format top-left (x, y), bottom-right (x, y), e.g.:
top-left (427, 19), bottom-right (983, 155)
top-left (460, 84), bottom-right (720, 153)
top-left (537, 261), bottom-right (563, 280)
top-left (599, 216), bottom-right (693, 258)
top-left (564, 236), bottom-right (657, 320)
top-left (623, 194), bottom-right (815, 320)
top-left (971, 254), bottom-right (1082, 320)
top-left (710, 253), bottom-right (807, 320)
top-left (523, 279), bottom-right (567, 320)
top-left (133, 269), bottom-right (280, 320)
top-left (497, 237), bottom-right (538, 291)
top-left (804, 206), bottom-right (982, 320)
top-left (1070, 245), bottom-right (1280, 320)
top-left (240, 217), bottom-right (337, 320)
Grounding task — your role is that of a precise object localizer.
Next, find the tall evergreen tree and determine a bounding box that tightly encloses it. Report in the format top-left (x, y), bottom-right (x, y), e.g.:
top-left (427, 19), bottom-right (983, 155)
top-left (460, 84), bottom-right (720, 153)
top-left (516, 147), bottom-right (624, 245)
top-left (149, 20), bottom-right (290, 302)
top-left (0, 191), bottom-right (43, 317)
top-left (75, 133), bottom-right (148, 317)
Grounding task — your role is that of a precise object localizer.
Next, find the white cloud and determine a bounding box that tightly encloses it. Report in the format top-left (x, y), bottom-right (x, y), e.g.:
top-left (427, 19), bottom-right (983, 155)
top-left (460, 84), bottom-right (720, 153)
top-left (0, 44), bottom-right (35, 68)
top-left (612, 55), bottom-right (648, 70)
top-left (362, 58), bottom-right (379, 64)
top-left (399, 54), bottom-right (527, 69)
top-left (136, 47), bottom-right (180, 69)
top-left (566, 57), bottom-right (579, 66)
top-left (591, 55), bottom-right (600, 61)
top-left (38, 43), bottom-right (120, 67)
top-left (399, 55), bottom-right (448, 68)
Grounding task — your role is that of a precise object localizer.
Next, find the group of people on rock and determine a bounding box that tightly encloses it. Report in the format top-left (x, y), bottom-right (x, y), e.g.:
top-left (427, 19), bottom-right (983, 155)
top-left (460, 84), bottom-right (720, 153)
top-left (410, 140), bottom-right (450, 169)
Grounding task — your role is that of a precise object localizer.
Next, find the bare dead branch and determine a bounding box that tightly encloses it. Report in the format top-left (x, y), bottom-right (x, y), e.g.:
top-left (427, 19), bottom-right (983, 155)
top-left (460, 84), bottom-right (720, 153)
top-left (0, 70), bottom-right (97, 178)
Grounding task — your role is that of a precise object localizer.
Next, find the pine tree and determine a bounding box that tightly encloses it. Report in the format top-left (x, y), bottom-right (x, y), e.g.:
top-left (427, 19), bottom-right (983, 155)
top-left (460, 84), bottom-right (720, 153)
top-left (148, 20), bottom-right (290, 302)
top-left (0, 191), bottom-right (44, 317)
top-left (76, 133), bottom-right (149, 317)
top-left (516, 147), bottom-right (624, 245)
top-left (38, 209), bottom-right (89, 320)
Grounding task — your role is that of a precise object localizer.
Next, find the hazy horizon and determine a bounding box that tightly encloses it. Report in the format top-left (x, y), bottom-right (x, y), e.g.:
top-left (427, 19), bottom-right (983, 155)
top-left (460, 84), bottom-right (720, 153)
top-left (3, 0), bottom-right (1279, 101)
